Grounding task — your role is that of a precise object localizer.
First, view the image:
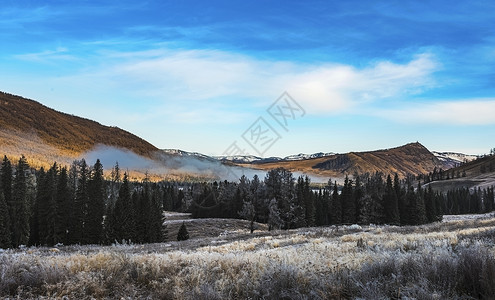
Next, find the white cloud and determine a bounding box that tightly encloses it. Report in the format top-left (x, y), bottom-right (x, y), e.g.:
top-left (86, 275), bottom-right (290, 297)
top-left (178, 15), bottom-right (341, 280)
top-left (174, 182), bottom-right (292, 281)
top-left (10, 45), bottom-right (440, 123)
top-left (376, 99), bottom-right (495, 125)
top-left (101, 49), bottom-right (438, 114)
top-left (14, 47), bottom-right (76, 62)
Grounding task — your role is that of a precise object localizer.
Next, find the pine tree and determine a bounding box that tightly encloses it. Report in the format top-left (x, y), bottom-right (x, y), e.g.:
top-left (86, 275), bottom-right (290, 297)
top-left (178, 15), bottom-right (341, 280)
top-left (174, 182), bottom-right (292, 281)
top-left (113, 173), bottom-right (136, 242)
top-left (0, 188), bottom-right (11, 248)
top-left (104, 162), bottom-right (121, 244)
top-left (239, 197), bottom-right (256, 233)
top-left (147, 186), bottom-right (164, 243)
top-left (424, 185), bottom-right (438, 223)
top-left (56, 166), bottom-right (72, 245)
top-left (37, 164), bottom-right (58, 246)
top-left (177, 221), bottom-right (189, 241)
top-left (301, 176), bottom-right (315, 227)
top-left (384, 175), bottom-right (400, 225)
top-left (330, 182), bottom-right (341, 224)
top-left (267, 198), bottom-right (283, 231)
top-left (1, 156), bottom-right (13, 245)
top-left (12, 156), bottom-right (31, 247)
top-left (394, 174), bottom-right (406, 225)
top-left (341, 175), bottom-right (356, 224)
top-left (353, 175), bottom-right (363, 223)
top-left (416, 182), bottom-right (427, 224)
top-left (134, 190), bottom-right (146, 243)
top-left (86, 159), bottom-right (105, 244)
top-left (29, 168), bottom-right (44, 246)
top-left (70, 159), bottom-right (89, 244)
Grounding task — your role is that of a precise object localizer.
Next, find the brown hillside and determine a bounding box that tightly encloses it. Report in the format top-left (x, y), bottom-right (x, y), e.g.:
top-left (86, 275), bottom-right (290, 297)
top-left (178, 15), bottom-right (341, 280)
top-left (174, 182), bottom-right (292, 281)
top-left (425, 155), bottom-right (495, 192)
top-left (448, 155), bottom-right (495, 178)
top-left (0, 91), bottom-right (158, 159)
top-left (238, 142), bottom-right (443, 178)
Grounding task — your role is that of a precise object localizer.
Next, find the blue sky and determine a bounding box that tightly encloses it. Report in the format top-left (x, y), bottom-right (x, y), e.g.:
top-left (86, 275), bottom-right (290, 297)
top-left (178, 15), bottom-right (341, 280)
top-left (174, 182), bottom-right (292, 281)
top-left (1, 0), bottom-right (494, 156)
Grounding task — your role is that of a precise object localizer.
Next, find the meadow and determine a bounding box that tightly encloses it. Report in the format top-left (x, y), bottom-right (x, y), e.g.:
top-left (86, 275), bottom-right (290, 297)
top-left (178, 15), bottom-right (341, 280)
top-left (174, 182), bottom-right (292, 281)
top-left (1, 215), bottom-right (495, 299)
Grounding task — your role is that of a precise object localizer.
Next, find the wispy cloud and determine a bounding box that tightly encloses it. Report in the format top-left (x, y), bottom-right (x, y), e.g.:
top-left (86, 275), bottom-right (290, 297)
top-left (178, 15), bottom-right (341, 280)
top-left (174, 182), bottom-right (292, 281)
top-left (14, 47), bottom-right (77, 63)
top-left (89, 48), bottom-right (439, 114)
top-left (376, 99), bottom-right (495, 125)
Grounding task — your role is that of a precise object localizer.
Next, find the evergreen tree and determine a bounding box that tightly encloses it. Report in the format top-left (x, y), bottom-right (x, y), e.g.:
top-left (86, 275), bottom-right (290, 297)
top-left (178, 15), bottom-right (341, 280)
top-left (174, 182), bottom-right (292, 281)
top-left (384, 175), bottom-right (400, 225)
top-left (330, 182), bottom-right (341, 224)
top-left (86, 159), bottom-right (105, 244)
top-left (341, 175), bottom-right (356, 224)
top-left (70, 159), bottom-right (89, 244)
top-left (353, 175), bottom-right (364, 223)
top-left (239, 198), bottom-right (256, 233)
top-left (0, 187), bottom-right (11, 248)
top-left (147, 186), bottom-right (164, 243)
top-left (265, 168), bottom-right (301, 229)
top-left (177, 221), bottom-right (189, 241)
top-left (424, 185), bottom-right (438, 223)
top-left (300, 176), bottom-right (315, 227)
top-left (416, 182), bottom-right (427, 224)
top-left (37, 164), bottom-right (58, 246)
top-left (104, 162), bottom-right (121, 244)
top-left (56, 166), bottom-right (72, 245)
top-left (29, 167), bottom-right (44, 246)
top-left (1, 156), bottom-right (13, 245)
top-left (12, 156), bottom-right (31, 247)
top-left (113, 173), bottom-right (136, 242)
top-left (267, 198), bottom-right (283, 231)
top-left (394, 174), bottom-right (406, 225)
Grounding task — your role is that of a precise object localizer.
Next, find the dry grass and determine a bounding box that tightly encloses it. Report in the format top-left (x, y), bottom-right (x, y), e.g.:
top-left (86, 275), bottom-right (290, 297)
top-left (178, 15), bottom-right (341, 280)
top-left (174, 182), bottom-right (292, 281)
top-left (1, 217), bottom-right (495, 299)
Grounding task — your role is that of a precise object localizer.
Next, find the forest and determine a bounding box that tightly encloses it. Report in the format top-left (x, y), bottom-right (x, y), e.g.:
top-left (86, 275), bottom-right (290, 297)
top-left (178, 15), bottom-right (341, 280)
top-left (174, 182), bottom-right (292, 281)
top-left (0, 154), bottom-right (494, 248)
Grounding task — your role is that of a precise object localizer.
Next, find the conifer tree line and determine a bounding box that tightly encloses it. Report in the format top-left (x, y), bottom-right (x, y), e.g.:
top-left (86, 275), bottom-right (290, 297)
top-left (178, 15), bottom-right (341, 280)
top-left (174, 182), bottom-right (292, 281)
top-left (1, 156), bottom-right (494, 249)
top-left (182, 168), bottom-right (495, 230)
top-left (0, 155), bottom-right (165, 249)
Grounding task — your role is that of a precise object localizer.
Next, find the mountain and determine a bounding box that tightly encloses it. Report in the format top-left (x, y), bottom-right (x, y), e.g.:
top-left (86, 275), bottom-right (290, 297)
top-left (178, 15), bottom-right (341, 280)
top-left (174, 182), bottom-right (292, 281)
top-left (425, 154), bottom-right (495, 192)
top-left (217, 152), bottom-right (335, 164)
top-left (0, 91), bottom-right (157, 162)
top-left (235, 142), bottom-right (444, 179)
top-left (432, 151), bottom-right (478, 169)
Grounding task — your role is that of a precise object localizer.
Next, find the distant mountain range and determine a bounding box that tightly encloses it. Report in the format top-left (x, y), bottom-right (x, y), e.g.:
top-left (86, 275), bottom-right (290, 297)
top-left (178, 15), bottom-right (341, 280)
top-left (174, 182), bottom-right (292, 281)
top-left (217, 150), bottom-right (477, 167)
top-left (0, 91), bottom-right (480, 181)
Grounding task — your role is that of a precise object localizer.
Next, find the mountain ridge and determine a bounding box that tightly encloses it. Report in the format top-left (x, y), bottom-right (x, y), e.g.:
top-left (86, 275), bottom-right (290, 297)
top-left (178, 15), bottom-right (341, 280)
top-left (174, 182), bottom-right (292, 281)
top-left (233, 142), bottom-right (446, 178)
top-left (0, 91), bottom-right (468, 180)
top-left (0, 91), bottom-right (158, 159)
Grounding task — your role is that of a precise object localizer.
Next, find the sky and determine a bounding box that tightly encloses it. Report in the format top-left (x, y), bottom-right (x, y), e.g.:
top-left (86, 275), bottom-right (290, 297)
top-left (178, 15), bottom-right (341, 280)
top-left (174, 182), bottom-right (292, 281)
top-left (1, 0), bottom-right (494, 157)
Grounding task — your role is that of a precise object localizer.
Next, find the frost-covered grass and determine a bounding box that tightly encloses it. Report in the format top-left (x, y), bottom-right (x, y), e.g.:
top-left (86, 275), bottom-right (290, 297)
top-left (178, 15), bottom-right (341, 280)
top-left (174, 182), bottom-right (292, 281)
top-left (1, 218), bottom-right (495, 299)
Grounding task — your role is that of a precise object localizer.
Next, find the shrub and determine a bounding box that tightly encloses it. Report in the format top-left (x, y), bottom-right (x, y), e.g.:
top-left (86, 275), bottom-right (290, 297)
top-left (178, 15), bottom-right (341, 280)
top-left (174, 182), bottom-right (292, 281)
top-left (177, 222), bottom-right (190, 241)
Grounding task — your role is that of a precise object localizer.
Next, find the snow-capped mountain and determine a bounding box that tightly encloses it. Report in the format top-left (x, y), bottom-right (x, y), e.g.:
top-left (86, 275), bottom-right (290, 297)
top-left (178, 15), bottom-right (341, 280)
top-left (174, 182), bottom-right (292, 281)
top-left (284, 152), bottom-right (335, 161)
top-left (217, 152), bottom-right (335, 164)
top-left (216, 155), bottom-right (282, 164)
top-left (432, 151), bottom-right (478, 169)
top-left (162, 149), bottom-right (215, 161)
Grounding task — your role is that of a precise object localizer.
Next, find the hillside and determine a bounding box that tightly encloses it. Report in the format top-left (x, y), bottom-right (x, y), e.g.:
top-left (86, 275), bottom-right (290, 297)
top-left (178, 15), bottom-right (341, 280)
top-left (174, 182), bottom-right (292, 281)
top-left (237, 142), bottom-right (444, 179)
top-left (425, 155), bottom-right (495, 192)
top-left (0, 91), bottom-right (158, 161)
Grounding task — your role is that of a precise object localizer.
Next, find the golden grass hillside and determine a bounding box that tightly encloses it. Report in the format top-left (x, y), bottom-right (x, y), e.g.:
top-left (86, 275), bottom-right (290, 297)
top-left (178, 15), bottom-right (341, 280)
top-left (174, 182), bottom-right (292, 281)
top-left (0, 91), bottom-right (158, 159)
